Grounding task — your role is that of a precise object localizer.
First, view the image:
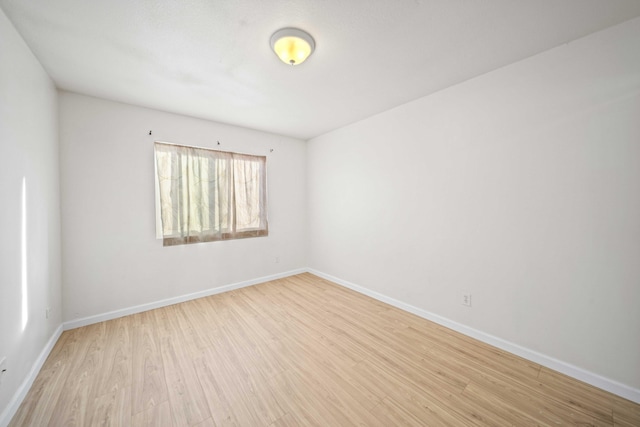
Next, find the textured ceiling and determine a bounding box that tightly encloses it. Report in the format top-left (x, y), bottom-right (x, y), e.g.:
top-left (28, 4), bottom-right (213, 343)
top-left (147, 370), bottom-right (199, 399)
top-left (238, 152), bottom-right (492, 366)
top-left (2, 0), bottom-right (640, 140)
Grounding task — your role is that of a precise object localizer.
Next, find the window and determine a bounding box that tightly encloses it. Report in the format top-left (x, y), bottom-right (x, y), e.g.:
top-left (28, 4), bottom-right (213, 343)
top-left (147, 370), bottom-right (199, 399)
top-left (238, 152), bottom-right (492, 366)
top-left (154, 142), bottom-right (268, 246)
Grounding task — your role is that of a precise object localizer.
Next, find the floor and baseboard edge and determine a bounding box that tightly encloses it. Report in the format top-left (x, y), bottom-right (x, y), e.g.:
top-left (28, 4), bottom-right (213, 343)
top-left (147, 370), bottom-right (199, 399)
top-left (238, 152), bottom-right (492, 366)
top-left (307, 268), bottom-right (640, 404)
top-left (7, 267), bottom-right (637, 427)
top-left (0, 324), bottom-right (63, 427)
top-left (2, 269), bottom-right (306, 426)
top-left (62, 268), bottom-right (307, 330)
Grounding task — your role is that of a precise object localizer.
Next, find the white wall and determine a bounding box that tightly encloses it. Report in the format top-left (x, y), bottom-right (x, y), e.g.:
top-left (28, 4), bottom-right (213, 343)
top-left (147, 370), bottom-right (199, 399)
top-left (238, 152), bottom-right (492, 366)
top-left (0, 8), bottom-right (61, 423)
top-left (308, 17), bottom-right (640, 391)
top-left (59, 92), bottom-right (307, 322)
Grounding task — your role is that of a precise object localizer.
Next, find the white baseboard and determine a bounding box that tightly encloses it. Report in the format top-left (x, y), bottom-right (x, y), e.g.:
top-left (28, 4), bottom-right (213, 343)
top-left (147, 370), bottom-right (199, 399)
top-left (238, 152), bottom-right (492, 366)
top-left (0, 324), bottom-right (63, 427)
top-left (63, 268), bottom-right (307, 330)
top-left (307, 268), bottom-right (640, 404)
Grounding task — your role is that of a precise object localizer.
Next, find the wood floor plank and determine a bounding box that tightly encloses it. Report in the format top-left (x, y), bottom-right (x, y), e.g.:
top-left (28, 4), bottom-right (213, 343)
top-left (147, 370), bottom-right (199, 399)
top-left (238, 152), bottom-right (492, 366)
top-left (612, 396), bottom-right (640, 427)
top-left (157, 309), bottom-right (211, 426)
top-left (131, 400), bottom-right (172, 427)
top-left (370, 397), bottom-right (435, 427)
top-left (192, 347), bottom-right (238, 427)
top-left (208, 327), bottom-right (286, 426)
top-left (94, 316), bottom-right (132, 397)
top-left (268, 368), bottom-right (379, 427)
top-left (465, 372), bottom-right (613, 426)
top-left (279, 337), bottom-right (383, 411)
top-left (265, 370), bottom-right (336, 426)
top-left (354, 356), bottom-right (474, 426)
top-left (131, 310), bottom-right (169, 416)
top-left (269, 412), bottom-right (302, 427)
top-left (89, 386), bottom-right (132, 427)
top-left (48, 322), bottom-right (106, 427)
top-left (269, 339), bottom-right (384, 425)
top-left (7, 356), bottom-right (68, 426)
top-left (373, 397), bottom-right (475, 427)
top-left (455, 383), bottom-right (543, 426)
top-left (9, 273), bottom-right (640, 426)
top-left (536, 367), bottom-right (614, 423)
top-left (216, 294), bottom-right (287, 380)
top-left (192, 417), bottom-right (216, 427)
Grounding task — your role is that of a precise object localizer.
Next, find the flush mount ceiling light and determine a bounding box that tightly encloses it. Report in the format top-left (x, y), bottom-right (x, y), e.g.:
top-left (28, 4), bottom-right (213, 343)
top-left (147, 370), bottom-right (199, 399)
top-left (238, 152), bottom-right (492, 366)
top-left (270, 28), bottom-right (315, 65)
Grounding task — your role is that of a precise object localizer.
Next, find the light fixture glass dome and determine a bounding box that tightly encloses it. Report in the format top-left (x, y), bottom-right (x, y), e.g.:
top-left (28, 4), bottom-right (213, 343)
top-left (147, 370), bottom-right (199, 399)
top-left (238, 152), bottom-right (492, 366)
top-left (270, 28), bottom-right (315, 65)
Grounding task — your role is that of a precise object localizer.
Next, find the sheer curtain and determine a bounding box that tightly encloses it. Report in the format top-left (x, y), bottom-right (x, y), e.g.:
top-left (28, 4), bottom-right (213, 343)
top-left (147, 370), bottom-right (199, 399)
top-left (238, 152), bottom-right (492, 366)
top-left (154, 142), bottom-right (268, 246)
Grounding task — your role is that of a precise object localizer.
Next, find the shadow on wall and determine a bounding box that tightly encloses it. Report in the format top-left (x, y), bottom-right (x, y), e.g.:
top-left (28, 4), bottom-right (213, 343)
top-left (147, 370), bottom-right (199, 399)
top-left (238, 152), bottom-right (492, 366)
top-left (21, 177), bottom-right (29, 331)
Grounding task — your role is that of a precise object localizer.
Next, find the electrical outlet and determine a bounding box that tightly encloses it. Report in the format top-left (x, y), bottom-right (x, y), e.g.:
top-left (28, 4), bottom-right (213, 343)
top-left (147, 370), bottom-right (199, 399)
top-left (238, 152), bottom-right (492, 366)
top-left (462, 294), bottom-right (472, 307)
top-left (46, 307), bottom-right (51, 319)
top-left (0, 357), bottom-right (7, 386)
top-left (275, 256), bottom-right (280, 264)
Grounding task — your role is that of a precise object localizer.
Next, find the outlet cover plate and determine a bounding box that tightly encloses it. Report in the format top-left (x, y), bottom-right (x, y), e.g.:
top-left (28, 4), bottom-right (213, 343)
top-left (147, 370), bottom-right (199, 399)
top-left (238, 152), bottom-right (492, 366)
top-left (462, 294), bottom-right (472, 307)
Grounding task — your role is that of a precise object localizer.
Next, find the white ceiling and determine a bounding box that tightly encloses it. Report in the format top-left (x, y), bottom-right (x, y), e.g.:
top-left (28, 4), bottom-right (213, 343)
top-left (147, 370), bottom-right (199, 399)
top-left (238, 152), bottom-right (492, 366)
top-left (2, 0), bottom-right (640, 140)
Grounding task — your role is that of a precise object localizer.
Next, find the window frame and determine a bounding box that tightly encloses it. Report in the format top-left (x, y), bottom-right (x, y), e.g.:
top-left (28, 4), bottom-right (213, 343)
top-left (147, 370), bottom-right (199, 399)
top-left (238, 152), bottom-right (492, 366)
top-left (154, 141), bottom-right (268, 246)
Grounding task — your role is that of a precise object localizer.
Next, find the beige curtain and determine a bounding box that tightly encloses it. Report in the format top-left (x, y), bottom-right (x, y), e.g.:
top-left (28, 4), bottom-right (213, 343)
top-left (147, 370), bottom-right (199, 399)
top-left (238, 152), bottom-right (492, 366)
top-left (154, 142), bottom-right (268, 246)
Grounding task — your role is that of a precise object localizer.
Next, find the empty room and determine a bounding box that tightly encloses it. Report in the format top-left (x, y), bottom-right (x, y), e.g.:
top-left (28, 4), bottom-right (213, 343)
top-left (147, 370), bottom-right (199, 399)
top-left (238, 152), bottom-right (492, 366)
top-left (1, 0), bottom-right (639, 426)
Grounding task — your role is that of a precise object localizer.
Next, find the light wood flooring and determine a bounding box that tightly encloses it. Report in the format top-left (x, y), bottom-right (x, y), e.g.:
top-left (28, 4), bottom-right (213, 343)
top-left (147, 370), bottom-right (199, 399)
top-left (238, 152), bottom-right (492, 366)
top-left (10, 273), bottom-right (640, 426)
